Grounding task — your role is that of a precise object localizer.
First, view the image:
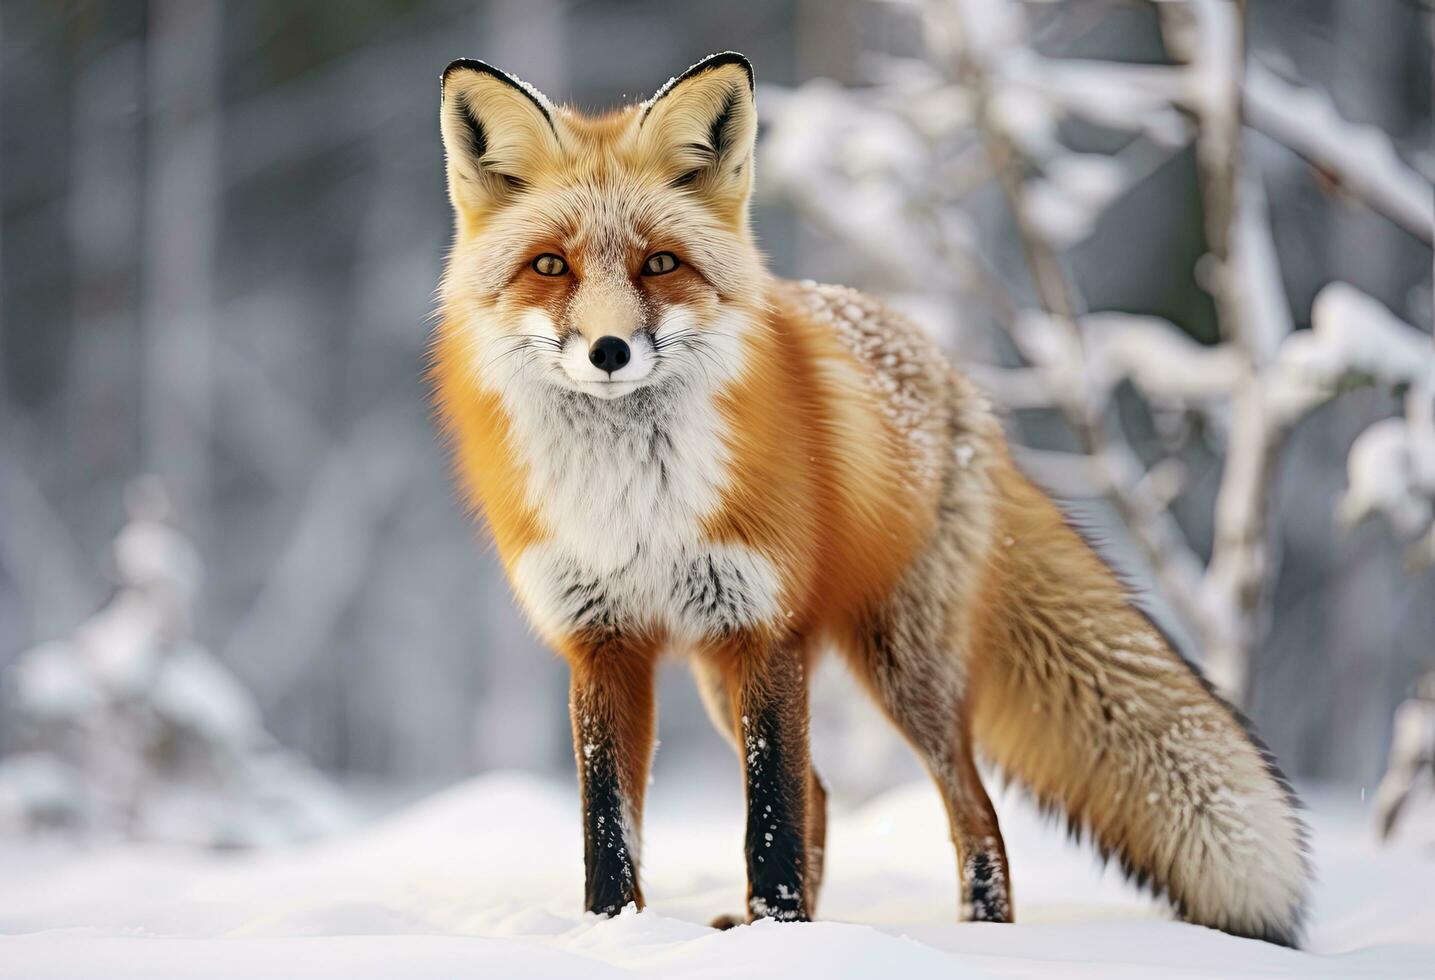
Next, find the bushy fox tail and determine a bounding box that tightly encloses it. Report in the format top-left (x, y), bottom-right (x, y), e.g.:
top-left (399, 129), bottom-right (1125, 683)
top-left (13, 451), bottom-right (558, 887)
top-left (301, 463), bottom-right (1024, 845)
top-left (967, 463), bottom-right (1310, 946)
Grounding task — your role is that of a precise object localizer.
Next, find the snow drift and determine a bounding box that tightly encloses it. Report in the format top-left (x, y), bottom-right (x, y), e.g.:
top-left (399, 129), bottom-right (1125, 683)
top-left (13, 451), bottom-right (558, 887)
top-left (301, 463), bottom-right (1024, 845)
top-left (1, 771), bottom-right (1430, 978)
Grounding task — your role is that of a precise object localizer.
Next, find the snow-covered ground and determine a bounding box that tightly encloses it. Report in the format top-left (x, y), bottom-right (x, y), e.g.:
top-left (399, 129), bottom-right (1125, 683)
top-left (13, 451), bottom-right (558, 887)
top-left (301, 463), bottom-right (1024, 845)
top-left (1, 772), bottom-right (1431, 978)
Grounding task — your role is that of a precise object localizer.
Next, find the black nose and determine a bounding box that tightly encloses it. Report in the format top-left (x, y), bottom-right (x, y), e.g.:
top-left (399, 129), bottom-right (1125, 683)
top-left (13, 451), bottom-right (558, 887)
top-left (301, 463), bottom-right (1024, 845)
top-left (588, 336), bottom-right (631, 374)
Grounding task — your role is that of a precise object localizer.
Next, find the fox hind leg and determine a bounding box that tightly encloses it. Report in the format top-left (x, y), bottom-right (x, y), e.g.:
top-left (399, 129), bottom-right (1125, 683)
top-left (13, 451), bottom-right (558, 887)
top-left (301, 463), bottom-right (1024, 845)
top-left (845, 611), bottom-right (1013, 923)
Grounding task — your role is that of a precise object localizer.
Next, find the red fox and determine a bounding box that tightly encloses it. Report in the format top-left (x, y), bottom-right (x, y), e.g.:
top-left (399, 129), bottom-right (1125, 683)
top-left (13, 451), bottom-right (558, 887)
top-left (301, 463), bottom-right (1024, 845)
top-left (430, 52), bottom-right (1310, 945)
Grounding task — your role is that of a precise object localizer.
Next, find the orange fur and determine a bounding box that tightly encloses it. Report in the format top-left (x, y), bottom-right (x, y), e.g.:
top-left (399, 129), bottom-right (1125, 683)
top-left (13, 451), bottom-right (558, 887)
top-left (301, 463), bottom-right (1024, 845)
top-left (700, 301), bottom-right (935, 637)
top-left (428, 327), bottom-right (543, 566)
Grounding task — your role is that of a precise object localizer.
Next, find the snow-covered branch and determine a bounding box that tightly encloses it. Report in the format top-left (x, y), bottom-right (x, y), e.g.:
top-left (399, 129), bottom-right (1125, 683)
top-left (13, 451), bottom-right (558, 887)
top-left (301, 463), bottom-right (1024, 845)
top-left (1295, 285), bottom-right (1435, 558)
top-left (1245, 64), bottom-right (1434, 246)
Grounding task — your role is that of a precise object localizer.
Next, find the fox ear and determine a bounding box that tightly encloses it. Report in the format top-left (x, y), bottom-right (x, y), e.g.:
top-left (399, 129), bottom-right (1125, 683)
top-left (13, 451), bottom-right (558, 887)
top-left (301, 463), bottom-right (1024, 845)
top-left (639, 53), bottom-right (757, 224)
top-left (439, 59), bottom-right (562, 220)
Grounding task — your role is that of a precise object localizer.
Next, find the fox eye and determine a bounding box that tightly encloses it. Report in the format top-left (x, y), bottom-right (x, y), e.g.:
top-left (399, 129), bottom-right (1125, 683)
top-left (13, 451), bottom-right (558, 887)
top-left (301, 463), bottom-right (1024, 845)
top-left (642, 252), bottom-right (679, 276)
top-left (532, 254), bottom-right (568, 276)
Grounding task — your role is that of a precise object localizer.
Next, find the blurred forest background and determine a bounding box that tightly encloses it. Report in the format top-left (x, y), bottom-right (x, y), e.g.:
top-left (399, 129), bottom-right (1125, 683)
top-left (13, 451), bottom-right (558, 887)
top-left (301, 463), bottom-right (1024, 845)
top-left (0, 0), bottom-right (1431, 840)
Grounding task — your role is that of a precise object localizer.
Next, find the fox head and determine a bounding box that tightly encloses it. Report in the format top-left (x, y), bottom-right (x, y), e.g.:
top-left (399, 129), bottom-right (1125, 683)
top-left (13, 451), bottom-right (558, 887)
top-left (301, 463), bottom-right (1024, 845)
top-left (438, 52), bottom-right (765, 401)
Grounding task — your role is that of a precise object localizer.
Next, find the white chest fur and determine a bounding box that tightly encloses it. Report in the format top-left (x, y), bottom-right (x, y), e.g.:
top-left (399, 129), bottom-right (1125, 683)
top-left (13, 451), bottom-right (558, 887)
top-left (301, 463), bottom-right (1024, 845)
top-left (502, 379), bottom-right (783, 645)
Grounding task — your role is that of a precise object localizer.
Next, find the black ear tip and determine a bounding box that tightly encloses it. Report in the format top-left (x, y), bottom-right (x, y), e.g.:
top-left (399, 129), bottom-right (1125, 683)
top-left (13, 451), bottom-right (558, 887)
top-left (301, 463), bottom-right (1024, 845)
top-left (440, 59), bottom-right (556, 126)
top-left (441, 58), bottom-right (509, 90)
top-left (640, 51), bottom-right (756, 122)
top-left (692, 51), bottom-right (754, 90)
top-left (650, 52), bottom-right (753, 100)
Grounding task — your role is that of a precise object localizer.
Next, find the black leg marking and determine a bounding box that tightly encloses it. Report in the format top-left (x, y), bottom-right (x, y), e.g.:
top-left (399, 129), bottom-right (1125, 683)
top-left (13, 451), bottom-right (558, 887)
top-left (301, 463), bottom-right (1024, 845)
top-left (963, 849), bottom-right (1012, 922)
top-left (571, 656), bottom-right (650, 918)
top-left (740, 662), bottom-right (809, 923)
top-left (578, 729), bottom-right (640, 916)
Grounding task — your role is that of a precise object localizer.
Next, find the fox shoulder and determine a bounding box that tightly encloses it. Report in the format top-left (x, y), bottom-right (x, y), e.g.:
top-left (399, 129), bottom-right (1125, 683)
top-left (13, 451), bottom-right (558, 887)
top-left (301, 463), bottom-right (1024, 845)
top-left (770, 277), bottom-right (1000, 490)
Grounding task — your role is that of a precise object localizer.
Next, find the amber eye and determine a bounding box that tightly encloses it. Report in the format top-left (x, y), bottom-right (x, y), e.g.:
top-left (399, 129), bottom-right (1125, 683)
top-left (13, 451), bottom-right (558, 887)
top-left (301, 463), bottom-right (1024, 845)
top-left (642, 252), bottom-right (679, 276)
top-left (532, 254), bottom-right (568, 276)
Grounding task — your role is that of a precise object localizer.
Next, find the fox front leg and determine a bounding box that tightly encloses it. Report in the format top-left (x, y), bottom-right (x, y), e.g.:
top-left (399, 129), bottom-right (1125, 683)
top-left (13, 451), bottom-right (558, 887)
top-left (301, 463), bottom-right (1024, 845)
top-left (567, 634), bottom-right (659, 916)
top-left (725, 637), bottom-right (812, 923)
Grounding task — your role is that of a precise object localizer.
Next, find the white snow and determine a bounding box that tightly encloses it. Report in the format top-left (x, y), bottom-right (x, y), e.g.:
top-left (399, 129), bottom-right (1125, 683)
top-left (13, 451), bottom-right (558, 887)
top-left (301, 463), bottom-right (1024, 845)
top-left (1006, 57), bottom-right (1189, 143)
top-left (1341, 417), bottom-right (1434, 537)
top-left (1010, 309), bottom-right (1244, 406)
top-left (1, 772), bottom-right (1430, 978)
top-left (1269, 283), bottom-right (1435, 423)
top-left (1022, 154), bottom-right (1127, 248)
top-left (1081, 312), bottom-right (1244, 402)
top-left (1301, 284), bottom-right (1435, 388)
top-left (987, 86), bottom-right (1058, 157)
